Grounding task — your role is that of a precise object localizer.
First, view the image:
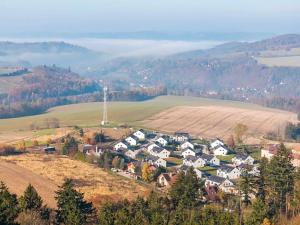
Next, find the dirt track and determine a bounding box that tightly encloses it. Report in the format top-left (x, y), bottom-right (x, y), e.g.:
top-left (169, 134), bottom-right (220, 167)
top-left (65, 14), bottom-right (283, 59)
top-left (0, 160), bottom-right (57, 208)
top-left (143, 105), bottom-right (297, 143)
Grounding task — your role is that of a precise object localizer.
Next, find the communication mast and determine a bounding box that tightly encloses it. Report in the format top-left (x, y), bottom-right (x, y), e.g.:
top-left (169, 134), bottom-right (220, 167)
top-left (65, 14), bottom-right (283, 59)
top-left (101, 86), bottom-right (109, 126)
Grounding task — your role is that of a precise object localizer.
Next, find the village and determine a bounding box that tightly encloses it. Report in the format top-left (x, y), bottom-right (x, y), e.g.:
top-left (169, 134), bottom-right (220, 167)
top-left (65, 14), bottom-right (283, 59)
top-left (75, 128), bottom-right (263, 197)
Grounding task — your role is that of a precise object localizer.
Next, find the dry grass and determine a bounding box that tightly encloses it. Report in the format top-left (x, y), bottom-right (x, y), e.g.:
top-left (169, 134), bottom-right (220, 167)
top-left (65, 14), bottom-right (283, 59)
top-left (143, 105), bottom-right (297, 144)
top-left (0, 154), bottom-right (149, 208)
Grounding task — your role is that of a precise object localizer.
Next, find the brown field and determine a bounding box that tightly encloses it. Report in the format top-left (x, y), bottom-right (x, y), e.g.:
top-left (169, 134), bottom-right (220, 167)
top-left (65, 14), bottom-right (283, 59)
top-left (143, 105), bottom-right (297, 143)
top-left (0, 154), bottom-right (149, 208)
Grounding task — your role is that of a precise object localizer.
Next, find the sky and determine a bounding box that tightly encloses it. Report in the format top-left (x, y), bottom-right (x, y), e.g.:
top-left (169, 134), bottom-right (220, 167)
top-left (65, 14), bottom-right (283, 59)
top-left (0, 0), bottom-right (299, 35)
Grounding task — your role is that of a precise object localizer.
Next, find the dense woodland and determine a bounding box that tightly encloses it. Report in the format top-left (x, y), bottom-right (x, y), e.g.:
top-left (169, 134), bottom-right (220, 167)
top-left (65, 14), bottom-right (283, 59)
top-left (0, 143), bottom-right (300, 225)
top-left (0, 65), bottom-right (166, 118)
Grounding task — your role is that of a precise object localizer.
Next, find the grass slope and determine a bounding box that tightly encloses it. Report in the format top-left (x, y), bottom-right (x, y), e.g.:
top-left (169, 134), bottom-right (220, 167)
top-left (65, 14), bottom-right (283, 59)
top-left (0, 95), bottom-right (285, 133)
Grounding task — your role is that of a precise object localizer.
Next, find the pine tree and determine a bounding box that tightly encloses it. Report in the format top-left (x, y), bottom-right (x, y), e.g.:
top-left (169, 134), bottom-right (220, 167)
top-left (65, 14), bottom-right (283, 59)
top-left (170, 167), bottom-right (202, 209)
top-left (19, 184), bottom-right (43, 211)
top-left (267, 143), bottom-right (295, 214)
top-left (245, 198), bottom-right (268, 225)
top-left (256, 157), bottom-right (268, 202)
top-left (0, 181), bottom-right (19, 225)
top-left (55, 179), bottom-right (96, 225)
top-left (239, 170), bottom-right (256, 206)
top-left (98, 202), bottom-right (115, 225)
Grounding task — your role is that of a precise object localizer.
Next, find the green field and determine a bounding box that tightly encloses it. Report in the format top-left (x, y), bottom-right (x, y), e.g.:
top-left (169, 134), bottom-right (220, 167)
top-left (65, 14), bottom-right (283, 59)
top-left (0, 95), bottom-right (282, 133)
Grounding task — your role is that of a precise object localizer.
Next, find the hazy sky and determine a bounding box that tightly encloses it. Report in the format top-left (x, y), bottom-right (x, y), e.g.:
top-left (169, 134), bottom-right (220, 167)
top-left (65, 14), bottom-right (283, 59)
top-left (0, 0), bottom-right (299, 35)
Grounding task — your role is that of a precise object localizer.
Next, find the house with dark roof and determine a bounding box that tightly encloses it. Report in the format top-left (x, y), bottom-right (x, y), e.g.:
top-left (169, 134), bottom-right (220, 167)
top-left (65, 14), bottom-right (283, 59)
top-left (173, 132), bottom-right (190, 143)
top-left (149, 146), bottom-right (170, 158)
top-left (232, 154), bottom-right (254, 166)
top-left (211, 144), bottom-right (229, 156)
top-left (205, 175), bottom-right (236, 194)
top-left (200, 153), bottom-right (220, 166)
top-left (178, 165), bottom-right (204, 179)
top-left (157, 173), bottom-right (177, 188)
top-left (217, 165), bottom-right (241, 179)
top-left (145, 155), bottom-right (167, 168)
top-left (210, 138), bottom-right (225, 148)
top-left (114, 142), bottom-right (128, 151)
top-left (183, 155), bottom-right (206, 168)
top-left (133, 129), bottom-right (146, 141)
top-left (124, 148), bottom-right (141, 159)
top-left (125, 136), bottom-right (139, 146)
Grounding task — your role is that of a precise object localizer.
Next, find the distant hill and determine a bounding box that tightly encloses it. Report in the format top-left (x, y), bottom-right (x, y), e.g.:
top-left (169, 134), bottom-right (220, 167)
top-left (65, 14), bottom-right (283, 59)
top-left (0, 41), bottom-right (105, 72)
top-left (89, 34), bottom-right (300, 111)
top-left (0, 65), bottom-right (100, 118)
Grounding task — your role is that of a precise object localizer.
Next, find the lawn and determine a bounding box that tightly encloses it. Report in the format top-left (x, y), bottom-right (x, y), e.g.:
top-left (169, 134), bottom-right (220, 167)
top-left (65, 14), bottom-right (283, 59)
top-left (217, 154), bottom-right (235, 163)
top-left (166, 157), bottom-right (183, 166)
top-left (198, 166), bottom-right (217, 176)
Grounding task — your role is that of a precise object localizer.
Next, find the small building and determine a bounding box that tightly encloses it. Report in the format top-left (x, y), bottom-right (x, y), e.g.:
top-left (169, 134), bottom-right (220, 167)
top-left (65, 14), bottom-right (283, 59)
top-left (124, 149), bottom-right (141, 159)
top-left (212, 145), bottom-right (229, 156)
top-left (180, 141), bottom-right (194, 150)
top-left (210, 138), bottom-right (225, 149)
top-left (133, 129), bottom-right (146, 141)
top-left (178, 165), bottom-right (204, 179)
top-left (183, 155), bottom-right (206, 168)
top-left (182, 148), bottom-right (196, 158)
top-left (125, 136), bottom-right (138, 146)
top-left (146, 155), bottom-right (167, 168)
top-left (173, 132), bottom-right (190, 143)
top-left (44, 146), bottom-right (56, 154)
top-left (147, 143), bottom-right (159, 152)
top-left (205, 175), bottom-right (236, 194)
top-left (157, 173), bottom-right (177, 188)
top-left (200, 153), bottom-right (220, 166)
top-left (156, 137), bottom-right (168, 146)
top-left (217, 165), bottom-right (241, 179)
top-left (150, 147), bottom-right (171, 159)
top-left (232, 154), bottom-right (254, 166)
top-left (114, 142), bottom-right (128, 151)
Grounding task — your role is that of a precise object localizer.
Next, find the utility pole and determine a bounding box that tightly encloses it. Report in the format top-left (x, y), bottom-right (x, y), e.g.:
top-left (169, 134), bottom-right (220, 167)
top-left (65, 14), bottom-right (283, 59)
top-left (101, 86), bottom-right (108, 126)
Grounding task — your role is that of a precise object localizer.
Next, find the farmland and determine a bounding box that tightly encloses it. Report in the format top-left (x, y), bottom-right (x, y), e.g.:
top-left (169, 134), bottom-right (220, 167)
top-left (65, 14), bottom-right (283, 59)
top-left (0, 95), bottom-right (297, 144)
top-left (257, 56), bottom-right (300, 67)
top-left (0, 154), bottom-right (150, 208)
top-left (143, 104), bottom-right (297, 143)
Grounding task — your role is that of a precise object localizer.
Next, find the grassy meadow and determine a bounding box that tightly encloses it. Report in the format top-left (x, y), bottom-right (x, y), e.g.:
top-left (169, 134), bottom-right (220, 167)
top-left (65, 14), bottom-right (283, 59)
top-left (0, 95), bottom-right (272, 132)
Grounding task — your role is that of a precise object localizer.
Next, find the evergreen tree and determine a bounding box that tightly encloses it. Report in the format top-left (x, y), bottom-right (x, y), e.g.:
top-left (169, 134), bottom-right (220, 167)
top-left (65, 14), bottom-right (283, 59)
top-left (256, 157), bottom-right (268, 202)
top-left (55, 179), bottom-right (96, 225)
top-left (0, 182), bottom-right (19, 225)
top-left (245, 198), bottom-right (268, 225)
top-left (62, 136), bottom-right (78, 155)
top-left (239, 170), bottom-right (256, 206)
top-left (170, 167), bottom-right (202, 209)
top-left (267, 143), bottom-right (295, 214)
top-left (19, 184), bottom-right (43, 211)
top-left (98, 202), bottom-right (115, 225)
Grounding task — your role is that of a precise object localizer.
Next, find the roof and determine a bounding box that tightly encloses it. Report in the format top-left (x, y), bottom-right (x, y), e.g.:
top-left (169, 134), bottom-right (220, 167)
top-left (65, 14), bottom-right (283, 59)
top-left (200, 153), bottom-right (215, 161)
top-left (159, 173), bottom-right (177, 185)
top-left (206, 175), bottom-right (226, 184)
top-left (212, 144), bottom-right (229, 151)
top-left (152, 146), bottom-right (168, 154)
top-left (127, 135), bottom-right (139, 141)
top-left (175, 132), bottom-right (189, 136)
top-left (218, 165), bottom-right (236, 173)
top-left (185, 155), bottom-right (203, 163)
top-left (146, 155), bottom-right (160, 162)
top-left (235, 154), bottom-right (252, 160)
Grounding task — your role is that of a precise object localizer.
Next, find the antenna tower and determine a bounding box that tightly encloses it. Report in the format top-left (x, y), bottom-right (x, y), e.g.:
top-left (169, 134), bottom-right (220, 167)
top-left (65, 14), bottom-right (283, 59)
top-left (101, 86), bottom-right (108, 126)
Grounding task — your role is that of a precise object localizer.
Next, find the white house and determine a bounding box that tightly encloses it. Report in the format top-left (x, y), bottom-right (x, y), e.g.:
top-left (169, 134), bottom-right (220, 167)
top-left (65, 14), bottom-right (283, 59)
top-left (124, 149), bottom-right (141, 159)
top-left (205, 176), bottom-right (236, 194)
top-left (180, 141), bottom-right (194, 150)
top-left (179, 165), bottom-right (203, 179)
top-left (173, 132), bottom-right (190, 143)
top-left (133, 130), bottom-right (146, 141)
top-left (210, 138), bottom-right (225, 148)
top-left (232, 154), bottom-right (255, 166)
top-left (217, 165), bottom-right (241, 179)
top-left (146, 156), bottom-right (167, 168)
top-left (114, 142), bottom-right (128, 151)
top-left (212, 145), bottom-right (229, 156)
top-left (125, 136), bottom-right (138, 146)
top-left (150, 147), bottom-right (171, 159)
top-left (200, 154), bottom-right (220, 166)
top-left (156, 137), bottom-right (168, 146)
top-left (183, 156), bottom-right (206, 168)
top-left (181, 148), bottom-right (196, 158)
top-left (147, 143), bottom-right (159, 152)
